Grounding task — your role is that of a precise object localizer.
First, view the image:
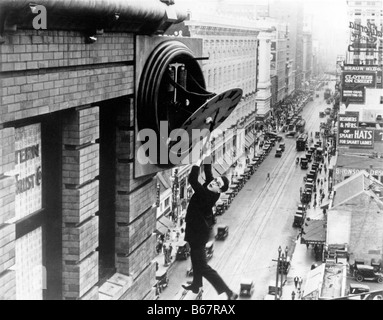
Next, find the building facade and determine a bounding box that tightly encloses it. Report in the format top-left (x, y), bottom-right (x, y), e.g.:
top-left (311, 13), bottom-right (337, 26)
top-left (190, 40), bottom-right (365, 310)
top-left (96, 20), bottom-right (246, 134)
top-left (0, 0), bottom-right (189, 300)
top-left (346, 0), bottom-right (383, 67)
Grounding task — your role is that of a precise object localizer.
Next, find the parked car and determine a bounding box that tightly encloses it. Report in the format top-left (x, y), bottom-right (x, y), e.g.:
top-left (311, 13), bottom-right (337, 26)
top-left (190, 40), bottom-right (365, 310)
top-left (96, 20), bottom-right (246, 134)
top-left (354, 264), bottom-right (383, 283)
top-left (349, 283), bottom-right (370, 295)
top-left (240, 279), bottom-right (255, 297)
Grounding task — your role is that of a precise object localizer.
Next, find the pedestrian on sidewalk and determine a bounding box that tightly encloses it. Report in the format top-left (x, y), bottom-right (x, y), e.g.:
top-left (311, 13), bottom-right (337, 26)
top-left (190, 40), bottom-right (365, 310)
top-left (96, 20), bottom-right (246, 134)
top-left (294, 276), bottom-right (299, 288)
top-left (291, 291), bottom-right (296, 300)
top-left (298, 277), bottom-right (303, 290)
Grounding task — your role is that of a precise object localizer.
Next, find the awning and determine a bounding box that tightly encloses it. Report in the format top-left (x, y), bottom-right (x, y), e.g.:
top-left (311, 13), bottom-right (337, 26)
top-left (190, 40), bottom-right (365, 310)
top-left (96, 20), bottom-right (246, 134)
top-left (245, 135), bottom-right (254, 148)
top-left (301, 219), bottom-right (326, 245)
top-left (155, 222), bottom-right (168, 235)
top-left (320, 199), bottom-right (330, 209)
top-left (213, 162), bottom-right (226, 175)
top-left (302, 264), bottom-right (325, 300)
top-left (158, 215), bottom-right (174, 231)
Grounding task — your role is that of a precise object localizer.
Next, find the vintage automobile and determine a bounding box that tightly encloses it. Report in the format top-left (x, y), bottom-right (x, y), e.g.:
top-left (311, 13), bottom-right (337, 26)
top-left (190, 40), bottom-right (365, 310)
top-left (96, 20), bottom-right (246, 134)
top-left (240, 279), bottom-right (255, 297)
top-left (300, 158), bottom-right (308, 169)
top-left (155, 269), bottom-right (169, 292)
top-left (215, 224), bottom-right (229, 240)
top-left (285, 131), bottom-right (297, 138)
top-left (175, 240), bottom-right (191, 261)
top-left (349, 283), bottom-right (370, 295)
top-left (265, 131), bottom-right (283, 142)
top-left (354, 264), bottom-right (383, 283)
top-left (293, 210), bottom-right (306, 227)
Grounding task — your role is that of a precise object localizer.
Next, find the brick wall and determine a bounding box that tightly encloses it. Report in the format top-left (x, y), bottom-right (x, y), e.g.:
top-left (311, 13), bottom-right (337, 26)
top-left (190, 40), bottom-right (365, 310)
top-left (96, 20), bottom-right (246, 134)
top-left (0, 30), bottom-right (134, 123)
top-left (1, 28), bottom-right (159, 300)
top-left (62, 106), bottom-right (100, 300)
top-left (114, 105), bottom-right (157, 299)
top-left (0, 127), bottom-right (16, 300)
top-left (119, 262), bottom-right (157, 300)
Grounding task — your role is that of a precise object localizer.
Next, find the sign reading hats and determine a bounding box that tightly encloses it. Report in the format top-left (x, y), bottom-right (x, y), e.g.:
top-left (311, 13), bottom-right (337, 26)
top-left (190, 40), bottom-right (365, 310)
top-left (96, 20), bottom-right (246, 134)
top-left (338, 113), bottom-right (374, 149)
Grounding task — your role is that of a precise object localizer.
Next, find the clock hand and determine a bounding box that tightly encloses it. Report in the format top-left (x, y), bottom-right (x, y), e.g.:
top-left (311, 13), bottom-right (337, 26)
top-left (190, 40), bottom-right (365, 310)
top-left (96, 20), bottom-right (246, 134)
top-left (208, 109), bottom-right (220, 132)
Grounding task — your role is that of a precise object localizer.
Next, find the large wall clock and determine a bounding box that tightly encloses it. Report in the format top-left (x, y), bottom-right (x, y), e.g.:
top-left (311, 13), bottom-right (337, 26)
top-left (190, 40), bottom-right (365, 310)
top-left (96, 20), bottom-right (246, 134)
top-left (135, 36), bottom-right (242, 177)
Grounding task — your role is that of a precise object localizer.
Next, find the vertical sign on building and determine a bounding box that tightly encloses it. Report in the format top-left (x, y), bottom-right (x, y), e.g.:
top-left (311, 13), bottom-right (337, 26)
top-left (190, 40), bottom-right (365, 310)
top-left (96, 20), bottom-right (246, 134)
top-left (15, 124), bottom-right (42, 219)
top-left (341, 65), bottom-right (377, 104)
top-left (14, 124), bottom-right (43, 300)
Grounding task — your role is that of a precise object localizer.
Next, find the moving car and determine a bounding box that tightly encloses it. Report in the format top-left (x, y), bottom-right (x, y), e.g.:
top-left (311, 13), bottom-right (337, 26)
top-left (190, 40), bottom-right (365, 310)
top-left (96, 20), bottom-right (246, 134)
top-left (175, 240), bottom-right (190, 261)
top-left (279, 142), bottom-right (285, 151)
top-left (275, 148), bottom-right (283, 158)
top-left (215, 224), bottom-right (229, 240)
top-left (300, 158), bottom-right (308, 169)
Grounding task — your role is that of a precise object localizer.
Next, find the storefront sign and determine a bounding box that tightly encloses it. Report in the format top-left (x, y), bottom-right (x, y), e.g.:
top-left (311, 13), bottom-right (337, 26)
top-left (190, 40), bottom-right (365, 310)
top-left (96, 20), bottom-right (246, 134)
top-left (349, 21), bottom-right (383, 38)
top-left (341, 71), bottom-right (376, 103)
top-left (335, 167), bottom-right (383, 177)
top-left (15, 124), bottom-right (42, 220)
top-left (338, 113), bottom-right (374, 148)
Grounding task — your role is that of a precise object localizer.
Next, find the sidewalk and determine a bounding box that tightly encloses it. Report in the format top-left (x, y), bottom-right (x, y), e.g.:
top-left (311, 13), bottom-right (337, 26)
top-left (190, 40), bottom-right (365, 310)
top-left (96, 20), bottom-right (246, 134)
top-left (281, 145), bottom-right (332, 300)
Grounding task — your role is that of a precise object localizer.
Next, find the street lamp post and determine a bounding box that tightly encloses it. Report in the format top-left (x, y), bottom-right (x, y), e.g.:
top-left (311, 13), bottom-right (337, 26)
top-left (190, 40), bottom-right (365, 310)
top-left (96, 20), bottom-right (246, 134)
top-left (280, 246), bottom-right (288, 297)
top-left (275, 246), bottom-right (282, 300)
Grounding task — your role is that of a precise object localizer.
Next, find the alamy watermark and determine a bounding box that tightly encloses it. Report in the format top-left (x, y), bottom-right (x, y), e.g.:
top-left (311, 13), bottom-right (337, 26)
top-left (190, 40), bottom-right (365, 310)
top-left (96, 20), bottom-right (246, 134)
top-left (31, 4), bottom-right (47, 30)
top-left (137, 121), bottom-right (249, 166)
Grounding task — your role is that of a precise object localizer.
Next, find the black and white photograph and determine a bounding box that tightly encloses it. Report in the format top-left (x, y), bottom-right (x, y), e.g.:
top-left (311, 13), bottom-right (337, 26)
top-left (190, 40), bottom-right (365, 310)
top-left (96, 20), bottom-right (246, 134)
top-left (0, 0), bottom-right (383, 303)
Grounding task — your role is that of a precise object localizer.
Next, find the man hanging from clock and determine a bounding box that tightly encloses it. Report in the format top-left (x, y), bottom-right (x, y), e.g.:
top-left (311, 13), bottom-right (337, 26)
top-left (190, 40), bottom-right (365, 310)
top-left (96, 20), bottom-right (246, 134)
top-left (181, 134), bottom-right (238, 300)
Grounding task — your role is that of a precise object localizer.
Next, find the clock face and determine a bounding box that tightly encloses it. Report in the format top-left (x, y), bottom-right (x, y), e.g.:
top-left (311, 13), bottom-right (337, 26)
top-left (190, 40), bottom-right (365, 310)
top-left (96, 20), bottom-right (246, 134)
top-left (136, 39), bottom-right (243, 168)
top-left (168, 88), bottom-right (243, 159)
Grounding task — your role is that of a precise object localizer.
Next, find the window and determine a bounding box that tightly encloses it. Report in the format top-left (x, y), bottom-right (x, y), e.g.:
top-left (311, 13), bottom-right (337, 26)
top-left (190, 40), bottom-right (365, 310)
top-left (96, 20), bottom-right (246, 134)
top-left (165, 197), bottom-right (170, 208)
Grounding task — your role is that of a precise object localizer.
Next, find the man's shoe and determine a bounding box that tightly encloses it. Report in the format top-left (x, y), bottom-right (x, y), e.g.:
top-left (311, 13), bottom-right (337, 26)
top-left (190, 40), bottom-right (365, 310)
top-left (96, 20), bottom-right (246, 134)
top-left (228, 292), bottom-right (239, 300)
top-left (182, 284), bottom-right (200, 294)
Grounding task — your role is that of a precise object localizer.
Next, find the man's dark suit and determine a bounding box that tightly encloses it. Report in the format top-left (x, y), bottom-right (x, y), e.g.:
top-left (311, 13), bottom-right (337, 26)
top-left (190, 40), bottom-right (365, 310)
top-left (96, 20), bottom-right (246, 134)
top-left (184, 163), bottom-right (231, 294)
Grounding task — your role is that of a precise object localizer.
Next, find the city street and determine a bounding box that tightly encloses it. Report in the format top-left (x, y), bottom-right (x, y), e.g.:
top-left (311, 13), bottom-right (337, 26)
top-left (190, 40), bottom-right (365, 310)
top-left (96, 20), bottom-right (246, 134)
top-left (159, 87), bottom-right (332, 300)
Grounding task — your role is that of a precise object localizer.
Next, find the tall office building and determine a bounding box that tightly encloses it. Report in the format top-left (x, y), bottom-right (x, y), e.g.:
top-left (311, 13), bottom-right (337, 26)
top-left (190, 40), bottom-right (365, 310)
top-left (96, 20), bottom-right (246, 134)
top-left (268, 0), bottom-right (304, 92)
top-left (346, 0), bottom-right (383, 66)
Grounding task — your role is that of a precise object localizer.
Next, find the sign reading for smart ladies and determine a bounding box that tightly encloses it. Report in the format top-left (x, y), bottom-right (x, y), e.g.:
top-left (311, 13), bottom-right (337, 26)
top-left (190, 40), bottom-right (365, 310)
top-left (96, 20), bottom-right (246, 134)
top-left (338, 114), bottom-right (374, 148)
top-left (341, 71), bottom-right (376, 103)
top-left (15, 124), bottom-right (42, 220)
